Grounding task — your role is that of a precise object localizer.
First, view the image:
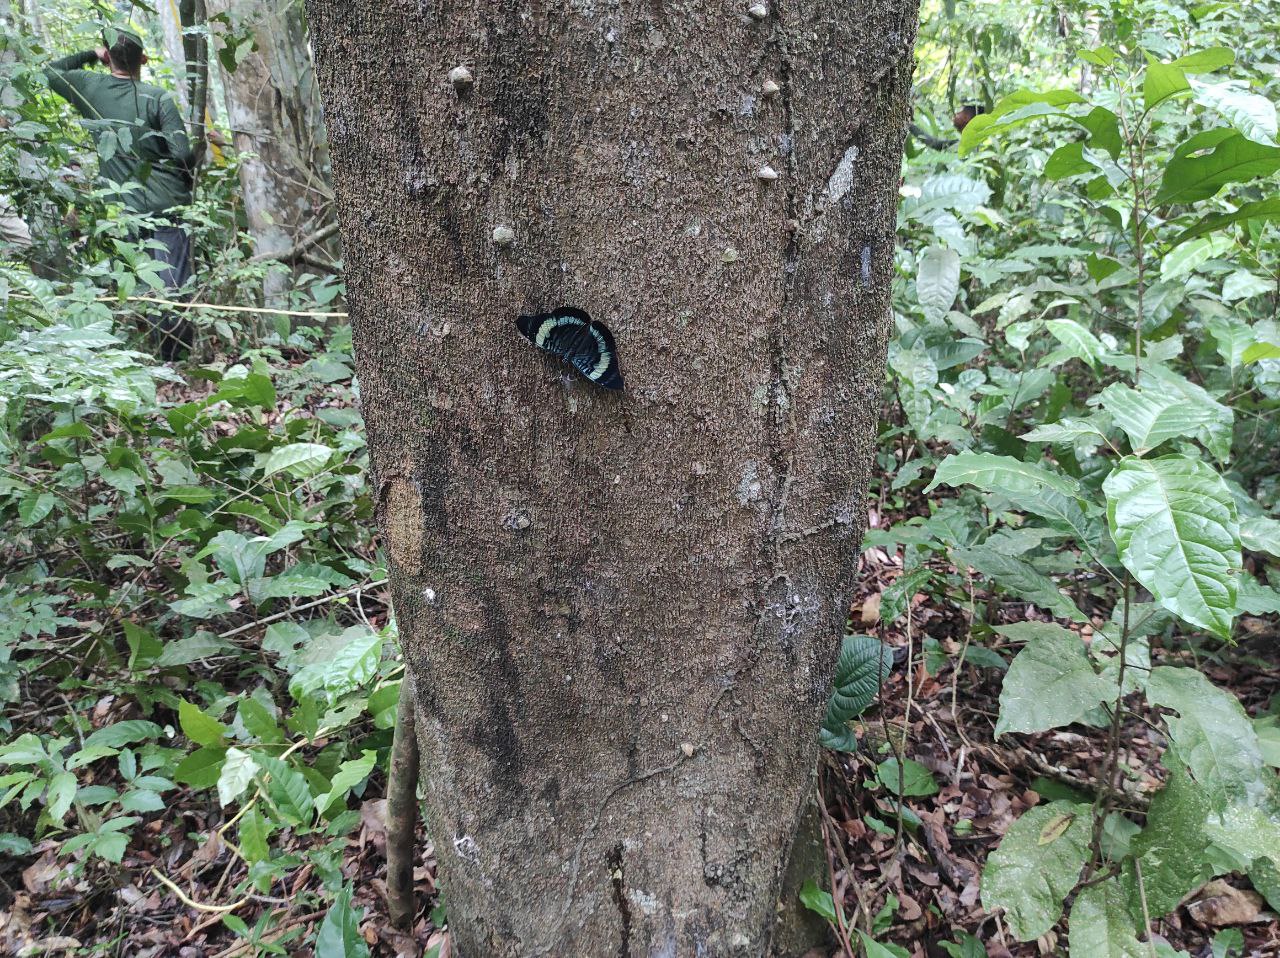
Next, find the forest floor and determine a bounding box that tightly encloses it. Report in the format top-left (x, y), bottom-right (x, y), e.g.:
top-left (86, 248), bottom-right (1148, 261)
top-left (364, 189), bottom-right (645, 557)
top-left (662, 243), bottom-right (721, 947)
top-left (2, 372), bottom-right (1277, 958)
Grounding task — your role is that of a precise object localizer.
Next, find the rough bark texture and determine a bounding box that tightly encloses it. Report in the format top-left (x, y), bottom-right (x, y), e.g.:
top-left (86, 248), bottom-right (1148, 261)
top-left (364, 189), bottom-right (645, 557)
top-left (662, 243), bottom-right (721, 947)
top-left (307, 2), bottom-right (918, 955)
top-left (386, 675), bottom-right (421, 930)
top-left (208, 0), bottom-right (334, 301)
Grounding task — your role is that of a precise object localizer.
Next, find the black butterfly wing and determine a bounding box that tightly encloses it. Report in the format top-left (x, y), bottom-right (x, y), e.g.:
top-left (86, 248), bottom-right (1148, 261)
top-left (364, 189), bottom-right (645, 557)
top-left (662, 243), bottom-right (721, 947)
top-left (515, 308), bottom-right (625, 390)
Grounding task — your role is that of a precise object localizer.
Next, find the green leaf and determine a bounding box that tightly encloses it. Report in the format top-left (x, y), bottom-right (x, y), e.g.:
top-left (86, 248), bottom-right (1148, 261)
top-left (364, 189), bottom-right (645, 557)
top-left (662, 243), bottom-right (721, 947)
top-left (45, 771), bottom-right (76, 822)
top-left (820, 635), bottom-right (892, 751)
top-left (1124, 761), bottom-right (1211, 916)
top-left (174, 746), bottom-right (227, 789)
top-left (1154, 131), bottom-right (1280, 207)
top-left (1078, 107), bottom-right (1123, 160)
top-left (1068, 878), bottom-right (1147, 958)
top-left (1044, 142), bottom-right (1093, 181)
top-left (258, 442), bottom-right (334, 480)
top-left (1243, 340), bottom-right (1280, 363)
top-left (1146, 667), bottom-right (1265, 801)
top-left (256, 754), bottom-right (314, 825)
top-left (1045, 318), bottom-right (1109, 366)
top-left (1103, 457), bottom-right (1240, 639)
top-left (952, 547), bottom-right (1087, 622)
top-left (1097, 374), bottom-right (1232, 458)
top-left (877, 757), bottom-right (938, 797)
top-left (314, 750), bottom-right (377, 816)
top-left (1172, 47), bottom-right (1235, 72)
top-left (798, 878), bottom-right (837, 922)
top-left (993, 623), bottom-right (1112, 737)
top-left (981, 801), bottom-right (1091, 941)
top-left (18, 491), bottom-right (56, 527)
top-left (858, 932), bottom-right (910, 958)
top-left (927, 452), bottom-right (1079, 497)
top-left (289, 627), bottom-right (384, 704)
top-left (1144, 60), bottom-right (1189, 112)
top-left (238, 807), bottom-right (271, 863)
top-left (217, 747), bottom-right (258, 807)
top-left (315, 884), bottom-right (370, 958)
top-left (84, 720), bottom-right (162, 750)
top-left (917, 246), bottom-right (961, 324)
top-left (178, 700), bottom-right (228, 748)
top-left (1159, 234), bottom-right (1234, 282)
top-left (1169, 196), bottom-right (1280, 248)
top-left (1191, 79), bottom-right (1277, 146)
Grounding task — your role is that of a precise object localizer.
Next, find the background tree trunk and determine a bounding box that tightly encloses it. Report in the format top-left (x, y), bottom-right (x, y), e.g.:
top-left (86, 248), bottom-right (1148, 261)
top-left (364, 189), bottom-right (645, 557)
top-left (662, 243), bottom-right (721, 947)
top-left (308, 2), bottom-right (918, 954)
top-left (208, 0), bottom-right (334, 303)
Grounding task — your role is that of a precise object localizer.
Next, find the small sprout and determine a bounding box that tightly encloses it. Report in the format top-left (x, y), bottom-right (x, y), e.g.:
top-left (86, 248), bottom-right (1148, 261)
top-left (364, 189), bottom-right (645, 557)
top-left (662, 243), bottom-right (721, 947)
top-left (722, 246), bottom-right (740, 264)
top-left (448, 65), bottom-right (474, 90)
top-left (492, 225), bottom-right (516, 246)
top-left (747, 3), bottom-right (769, 20)
top-left (757, 164), bottom-right (779, 182)
top-left (760, 78), bottom-right (780, 98)
top-left (680, 742), bottom-right (696, 757)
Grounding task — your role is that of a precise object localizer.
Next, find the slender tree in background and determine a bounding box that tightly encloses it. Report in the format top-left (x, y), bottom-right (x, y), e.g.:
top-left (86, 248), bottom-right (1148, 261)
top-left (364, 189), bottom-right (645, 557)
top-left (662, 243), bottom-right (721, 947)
top-left (207, 0), bottom-right (334, 301)
top-left (308, 2), bottom-right (919, 954)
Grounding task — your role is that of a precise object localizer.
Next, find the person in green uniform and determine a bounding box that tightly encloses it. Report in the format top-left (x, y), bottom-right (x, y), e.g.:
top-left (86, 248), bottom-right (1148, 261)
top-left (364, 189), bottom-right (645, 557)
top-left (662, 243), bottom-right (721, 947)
top-left (44, 27), bottom-right (203, 358)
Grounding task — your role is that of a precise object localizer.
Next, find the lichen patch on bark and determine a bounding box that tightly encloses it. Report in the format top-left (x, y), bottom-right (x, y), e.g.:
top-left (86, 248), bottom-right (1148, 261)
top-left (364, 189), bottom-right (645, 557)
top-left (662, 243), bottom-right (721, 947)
top-left (380, 475), bottom-right (425, 575)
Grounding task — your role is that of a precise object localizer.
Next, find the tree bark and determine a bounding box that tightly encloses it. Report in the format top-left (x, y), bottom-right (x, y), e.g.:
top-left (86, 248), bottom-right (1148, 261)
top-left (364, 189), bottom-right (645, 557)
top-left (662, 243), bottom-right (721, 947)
top-left (307, 3), bottom-right (918, 955)
top-left (207, 0), bottom-right (335, 303)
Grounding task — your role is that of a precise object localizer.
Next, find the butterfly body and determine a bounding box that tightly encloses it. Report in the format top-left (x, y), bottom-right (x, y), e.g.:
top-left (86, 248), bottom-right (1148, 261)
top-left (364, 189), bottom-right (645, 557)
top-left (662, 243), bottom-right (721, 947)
top-left (516, 307), bottom-right (625, 390)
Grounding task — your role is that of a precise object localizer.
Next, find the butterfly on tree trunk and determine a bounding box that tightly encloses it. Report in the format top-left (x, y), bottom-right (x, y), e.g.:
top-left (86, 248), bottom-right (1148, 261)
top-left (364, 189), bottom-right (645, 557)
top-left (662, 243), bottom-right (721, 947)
top-left (515, 307), bottom-right (625, 391)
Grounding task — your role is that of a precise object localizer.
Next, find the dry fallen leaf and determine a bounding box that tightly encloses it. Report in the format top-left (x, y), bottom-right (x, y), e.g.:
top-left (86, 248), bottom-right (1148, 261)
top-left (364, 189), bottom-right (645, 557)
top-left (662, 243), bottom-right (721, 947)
top-left (1186, 879), bottom-right (1265, 927)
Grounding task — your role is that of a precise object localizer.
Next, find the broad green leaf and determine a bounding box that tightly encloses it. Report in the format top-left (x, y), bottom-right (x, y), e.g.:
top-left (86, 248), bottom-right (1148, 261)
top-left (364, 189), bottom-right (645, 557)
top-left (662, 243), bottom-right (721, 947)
top-left (256, 753), bottom-right (314, 824)
top-left (1068, 878), bottom-right (1147, 958)
top-left (877, 757), bottom-right (938, 797)
top-left (1045, 318), bottom-right (1108, 366)
top-left (993, 623), bottom-right (1111, 736)
top-left (258, 442), bottom-right (334, 480)
top-left (178, 700), bottom-right (228, 748)
top-left (799, 878), bottom-right (837, 922)
top-left (981, 800), bottom-right (1091, 941)
top-left (1146, 667), bottom-right (1265, 801)
top-left (820, 635), bottom-right (891, 752)
top-left (315, 885), bottom-right (370, 958)
top-left (917, 246), bottom-right (961, 324)
top-left (1044, 142), bottom-right (1093, 181)
top-left (952, 547), bottom-right (1087, 622)
top-left (1172, 47), bottom-right (1234, 72)
top-left (18, 491), bottom-right (56, 527)
top-left (1190, 79), bottom-right (1277, 146)
top-left (1221, 270), bottom-right (1274, 302)
top-left (926, 452), bottom-right (1079, 497)
top-left (315, 750), bottom-right (377, 816)
top-left (1124, 761), bottom-right (1211, 916)
top-left (1144, 60), bottom-right (1189, 112)
top-left (1154, 131), bottom-right (1280, 207)
top-left (1103, 457), bottom-right (1239, 639)
top-left (1159, 234), bottom-right (1234, 281)
top-left (288, 626), bottom-right (384, 704)
top-left (217, 747), bottom-right (258, 807)
top-left (1097, 375), bottom-right (1231, 458)
top-left (238, 807), bottom-right (271, 863)
top-left (1169, 196), bottom-right (1280, 248)
top-left (173, 746), bottom-right (227, 788)
top-left (1077, 107), bottom-right (1123, 160)
top-left (84, 720), bottom-right (162, 750)
top-left (959, 89), bottom-right (1086, 155)
top-left (45, 771), bottom-right (76, 822)
top-left (1243, 340), bottom-right (1280, 363)
top-left (858, 932), bottom-right (910, 958)
top-left (1240, 515), bottom-right (1280, 556)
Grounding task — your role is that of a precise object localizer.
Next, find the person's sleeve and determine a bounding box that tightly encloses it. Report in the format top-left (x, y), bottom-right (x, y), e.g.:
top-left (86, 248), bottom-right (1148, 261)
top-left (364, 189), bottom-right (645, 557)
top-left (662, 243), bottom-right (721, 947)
top-left (44, 50), bottom-right (99, 109)
top-left (156, 93), bottom-right (198, 172)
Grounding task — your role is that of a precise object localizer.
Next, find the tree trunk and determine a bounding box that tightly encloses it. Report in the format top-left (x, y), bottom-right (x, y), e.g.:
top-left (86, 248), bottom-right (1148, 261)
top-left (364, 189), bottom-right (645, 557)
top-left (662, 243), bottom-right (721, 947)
top-left (307, 3), bottom-right (918, 955)
top-left (207, 0), bottom-right (335, 303)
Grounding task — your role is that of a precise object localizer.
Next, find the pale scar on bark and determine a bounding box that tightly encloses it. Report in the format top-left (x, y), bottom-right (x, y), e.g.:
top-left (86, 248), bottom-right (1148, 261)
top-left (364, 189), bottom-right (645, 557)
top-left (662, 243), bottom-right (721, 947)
top-left (380, 474), bottom-right (425, 575)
